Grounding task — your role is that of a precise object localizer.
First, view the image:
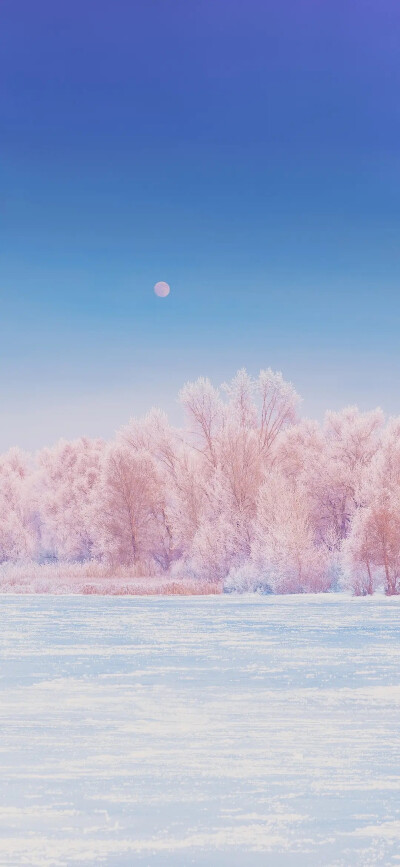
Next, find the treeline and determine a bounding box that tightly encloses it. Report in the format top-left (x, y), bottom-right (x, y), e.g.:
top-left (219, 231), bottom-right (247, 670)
top-left (1, 368), bottom-right (399, 595)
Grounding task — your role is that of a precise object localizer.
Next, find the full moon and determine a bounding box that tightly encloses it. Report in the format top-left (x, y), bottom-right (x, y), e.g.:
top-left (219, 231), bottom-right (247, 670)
top-left (154, 281), bottom-right (170, 298)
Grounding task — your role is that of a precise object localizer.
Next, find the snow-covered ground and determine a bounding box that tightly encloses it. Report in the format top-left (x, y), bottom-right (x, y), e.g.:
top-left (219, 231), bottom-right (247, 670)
top-left (0, 595), bottom-right (399, 866)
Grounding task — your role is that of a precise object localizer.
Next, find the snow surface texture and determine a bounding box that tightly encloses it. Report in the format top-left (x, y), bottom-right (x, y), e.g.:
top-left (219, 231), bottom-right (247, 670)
top-left (0, 594), bottom-right (399, 866)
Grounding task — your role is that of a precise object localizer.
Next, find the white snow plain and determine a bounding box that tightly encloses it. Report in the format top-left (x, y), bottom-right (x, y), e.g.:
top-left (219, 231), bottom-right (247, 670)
top-left (0, 593), bottom-right (399, 866)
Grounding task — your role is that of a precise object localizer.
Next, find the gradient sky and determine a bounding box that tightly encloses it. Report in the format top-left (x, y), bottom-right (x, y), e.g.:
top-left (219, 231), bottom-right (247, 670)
top-left (1, 0), bottom-right (400, 451)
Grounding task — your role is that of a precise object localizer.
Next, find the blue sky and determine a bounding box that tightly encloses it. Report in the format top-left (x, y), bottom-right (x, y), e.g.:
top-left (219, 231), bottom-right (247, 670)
top-left (1, 0), bottom-right (400, 450)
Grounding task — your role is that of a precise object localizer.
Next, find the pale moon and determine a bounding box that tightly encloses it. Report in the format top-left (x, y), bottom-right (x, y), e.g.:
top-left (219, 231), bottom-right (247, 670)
top-left (154, 281), bottom-right (170, 298)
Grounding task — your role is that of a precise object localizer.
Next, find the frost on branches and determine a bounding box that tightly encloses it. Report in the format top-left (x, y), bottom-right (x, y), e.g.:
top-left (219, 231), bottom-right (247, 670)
top-left (0, 368), bottom-right (398, 594)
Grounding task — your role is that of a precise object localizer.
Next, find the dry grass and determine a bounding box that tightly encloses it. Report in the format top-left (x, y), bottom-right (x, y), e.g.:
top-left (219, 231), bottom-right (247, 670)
top-left (0, 561), bottom-right (222, 596)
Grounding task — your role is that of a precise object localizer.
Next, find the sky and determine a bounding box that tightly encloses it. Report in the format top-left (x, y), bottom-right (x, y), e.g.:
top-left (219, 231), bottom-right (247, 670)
top-left (1, 0), bottom-right (400, 451)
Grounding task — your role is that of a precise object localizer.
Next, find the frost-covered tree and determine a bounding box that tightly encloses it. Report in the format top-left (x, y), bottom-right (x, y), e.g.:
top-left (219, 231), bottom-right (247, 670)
top-left (178, 368), bottom-right (300, 582)
top-left (275, 407), bottom-right (384, 555)
top-left (37, 437), bottom-right (105, 561)
top-left (313, 407), bottom-right (384, 546)
top-left (341, 510), bottom-right (377, 596)
top-left (0, 448), bottom-right (37, 562)
top-left (118, 408), bottom-right (204, 567)
top-left (251, 471), bottom-right (331, 593)
top-left (0, 367), bottom-right (397, 596)
top-left (342, 419), bottom-right (400, 595)
top-left (90, 443), bottom-right (164, 567)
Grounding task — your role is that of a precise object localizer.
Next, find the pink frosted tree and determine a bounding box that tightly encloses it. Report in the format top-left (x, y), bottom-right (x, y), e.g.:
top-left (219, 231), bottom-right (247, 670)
top-left (178, 368), bottom-right (300, 582)
top-left (37, 437), bottom-right (105, 561)
top-left (188, 465), bottom-right (254, 581)
top-left (118, 408), bottom-right (205, 567)
top-left (341, 510), bottom-right (377, 595)
top-left (0, 448), bottom-right (37, 562)
top-left (179, 377), bottom-right (225, 467)
top-left (119, 408), bottom-right (179, 477)
top-left (315, 406), bottom-right (384, 545)
top-left (89, 443), bottom-right (164, 567)
top-left (0, 366), bottom-right (395, 596)
top-left (275, 407), bottom-right (384, 557)
top-left (256, 368), bottom-right (301, 454)
top-left (342, 418), bottom-right (400, 595)
top-left (180, 367), bottom-right (300, 464)
top-left (252, 471), bottom-right (331, 593)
